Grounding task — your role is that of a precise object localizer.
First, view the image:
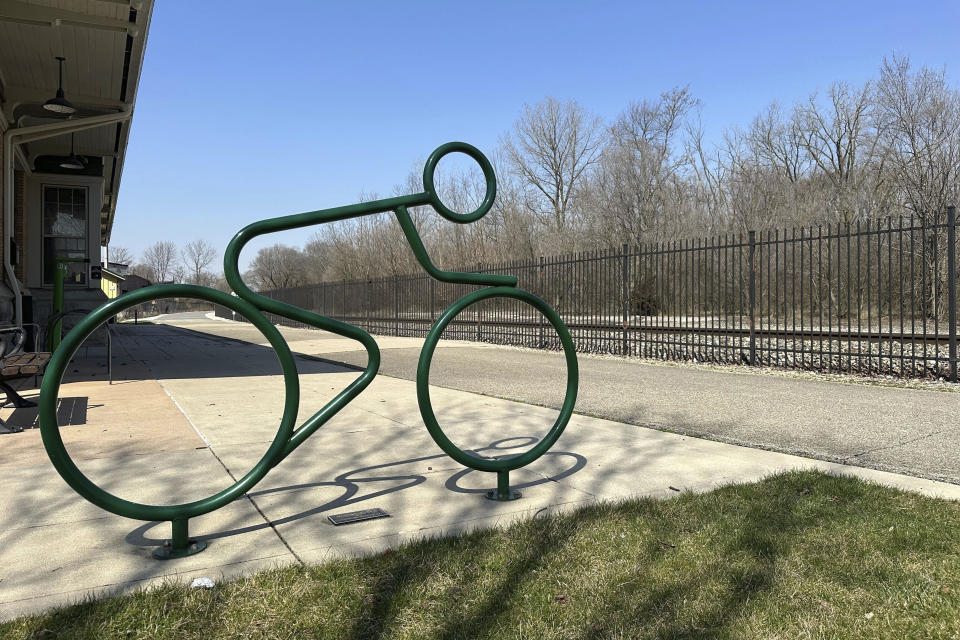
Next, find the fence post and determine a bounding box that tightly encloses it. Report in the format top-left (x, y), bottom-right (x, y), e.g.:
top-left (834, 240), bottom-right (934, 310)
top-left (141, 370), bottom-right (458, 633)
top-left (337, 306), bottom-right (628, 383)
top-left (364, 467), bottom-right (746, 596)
top-left (430, 278), bottom-right (436, 324)
top-left (394, 275), bottom-right (400, 337)
top-left (538, 256), bottom-right (545, 348)
top-left (948, 206), bottom-right (957, 382)
top-left (621, 243), bottom-right (629, 356)
top-left (476, 262), bottom-right (482, 341)
top-left (748, 230), bottom-right (757, 366)
top-left (366, 279), bottom-right (371, 332)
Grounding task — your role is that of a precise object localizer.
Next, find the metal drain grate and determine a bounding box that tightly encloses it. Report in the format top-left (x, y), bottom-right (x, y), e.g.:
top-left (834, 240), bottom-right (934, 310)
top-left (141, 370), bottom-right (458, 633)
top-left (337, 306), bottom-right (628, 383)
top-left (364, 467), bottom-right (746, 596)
top-left (328, 508), bottom-right (391, 526)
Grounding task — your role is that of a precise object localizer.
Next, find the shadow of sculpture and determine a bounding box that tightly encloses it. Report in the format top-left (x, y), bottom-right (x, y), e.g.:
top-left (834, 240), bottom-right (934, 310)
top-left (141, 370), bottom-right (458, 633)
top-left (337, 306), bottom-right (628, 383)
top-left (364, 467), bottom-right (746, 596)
top-left (124, 436), bottom-right (587, 550)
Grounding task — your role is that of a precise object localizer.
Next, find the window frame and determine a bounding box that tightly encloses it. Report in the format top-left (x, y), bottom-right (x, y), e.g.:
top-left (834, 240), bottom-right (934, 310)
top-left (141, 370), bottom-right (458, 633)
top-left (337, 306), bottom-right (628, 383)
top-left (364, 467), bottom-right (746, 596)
top-left (41, 183), bottom-right (90, 287)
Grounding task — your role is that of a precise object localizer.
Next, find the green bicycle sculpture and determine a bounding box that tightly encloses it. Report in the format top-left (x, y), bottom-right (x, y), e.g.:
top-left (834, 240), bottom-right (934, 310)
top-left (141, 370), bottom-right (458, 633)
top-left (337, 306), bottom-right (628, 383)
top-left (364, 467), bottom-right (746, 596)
top-left (39, 142), bottom-right (579, 559)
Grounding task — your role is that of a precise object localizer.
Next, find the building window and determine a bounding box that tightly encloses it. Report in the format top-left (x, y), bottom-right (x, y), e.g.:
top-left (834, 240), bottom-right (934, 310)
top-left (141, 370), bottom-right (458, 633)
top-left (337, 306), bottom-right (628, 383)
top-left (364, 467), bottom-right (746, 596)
top-left (43, 186), bottom-right (88, 286)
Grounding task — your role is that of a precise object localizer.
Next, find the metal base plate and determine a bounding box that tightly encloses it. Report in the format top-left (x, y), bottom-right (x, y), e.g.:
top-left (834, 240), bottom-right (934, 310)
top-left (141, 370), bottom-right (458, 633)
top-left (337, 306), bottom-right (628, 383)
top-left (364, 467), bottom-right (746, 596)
top-left (153, 539), bottom-right (207, 560)
top-left (328, 508), bottom-right (390, 526)
top-left (486, 489), bottom-right (522, 501)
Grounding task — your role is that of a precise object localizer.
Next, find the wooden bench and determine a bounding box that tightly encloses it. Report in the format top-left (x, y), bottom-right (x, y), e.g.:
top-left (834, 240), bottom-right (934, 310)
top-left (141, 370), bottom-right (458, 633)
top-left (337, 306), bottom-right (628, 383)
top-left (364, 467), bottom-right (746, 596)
top-left (0, 326), bottom-right (49, 432)
top-left (0, 317), bottom-right (108, 432)
top-left (0, 351), bottom-right (51, 408)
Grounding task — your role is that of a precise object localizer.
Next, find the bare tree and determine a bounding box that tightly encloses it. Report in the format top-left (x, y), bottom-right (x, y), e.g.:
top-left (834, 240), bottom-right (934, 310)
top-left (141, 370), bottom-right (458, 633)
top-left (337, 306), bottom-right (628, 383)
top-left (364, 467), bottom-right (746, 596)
top-left (589, 87), bottom-right (698, 246)
top-left (129, 262), bottom-right (155, 282)
top-left (169, 262), bottom-right (187, 285)
top-left (748, 102), bottom-right (808, 184)
top-left (244, 244), bottom-right (308, 291)
top-left (181, 239), bottom-right (218, 285)
top-left (164, 58), bottom-right (960, 289)
top-left (876, 55), bottom-right (960, 223)
top-left (795, 82), bottom-right (883, 223)
top-left (685, 112), bottom-right (727, 229)
top-left (302, 232), bottom-right (333, 283)
top-left (501, 98), bottom-right (604, 244)
top-left (874, 55), bottom-right (960, 319)
top-left (721, 102), bottom-right (827, 231)
top-left (318, 189), bottom-right (413, 280)
top-left (107, 245), bottom-right (133, 267)
top-left (141, 241), bottom-right (178, 283)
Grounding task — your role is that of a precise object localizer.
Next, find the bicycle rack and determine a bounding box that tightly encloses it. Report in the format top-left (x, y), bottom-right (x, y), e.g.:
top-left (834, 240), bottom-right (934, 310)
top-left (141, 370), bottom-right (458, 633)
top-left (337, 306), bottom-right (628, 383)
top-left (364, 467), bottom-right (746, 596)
top-left (39, 142), bottom-right (579, 559)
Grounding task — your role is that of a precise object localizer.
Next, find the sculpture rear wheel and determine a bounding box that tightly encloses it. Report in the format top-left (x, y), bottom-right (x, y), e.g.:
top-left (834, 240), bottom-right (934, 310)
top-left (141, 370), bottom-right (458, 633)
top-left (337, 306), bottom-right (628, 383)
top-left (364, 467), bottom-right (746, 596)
top-left (416, 286), bottom-right (579, 500)
top-left (39, 284), bottom-right (301, 558)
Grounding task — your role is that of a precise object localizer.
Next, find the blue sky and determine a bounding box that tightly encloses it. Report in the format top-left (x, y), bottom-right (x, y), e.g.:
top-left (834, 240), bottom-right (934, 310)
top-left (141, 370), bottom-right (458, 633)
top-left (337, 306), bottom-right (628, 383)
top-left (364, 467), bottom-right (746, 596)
top-left (113, 0), bottom-right (960, 271)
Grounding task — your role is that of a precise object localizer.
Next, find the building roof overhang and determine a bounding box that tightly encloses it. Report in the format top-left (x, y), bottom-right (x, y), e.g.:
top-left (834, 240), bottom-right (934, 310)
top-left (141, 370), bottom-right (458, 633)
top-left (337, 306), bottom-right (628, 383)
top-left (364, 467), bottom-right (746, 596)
top-left (0, 0), bottom-right (154, 246)
top-left (101, 267), bottom-right (125, 280)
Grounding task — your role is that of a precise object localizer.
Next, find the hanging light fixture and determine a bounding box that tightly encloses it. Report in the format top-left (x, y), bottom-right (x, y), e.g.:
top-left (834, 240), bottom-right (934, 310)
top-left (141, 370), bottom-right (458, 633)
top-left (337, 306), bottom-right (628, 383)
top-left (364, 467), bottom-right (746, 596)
top-left (59, 133), bottom-right (85, 170)
top-left (43, 57), bottom-right (77, 115)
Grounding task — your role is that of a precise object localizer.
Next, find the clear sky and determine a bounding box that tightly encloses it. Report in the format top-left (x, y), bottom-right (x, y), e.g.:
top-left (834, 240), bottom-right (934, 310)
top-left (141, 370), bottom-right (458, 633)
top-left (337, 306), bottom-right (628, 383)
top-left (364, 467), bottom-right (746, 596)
top-left (113, 0), bottom-right (960, 271)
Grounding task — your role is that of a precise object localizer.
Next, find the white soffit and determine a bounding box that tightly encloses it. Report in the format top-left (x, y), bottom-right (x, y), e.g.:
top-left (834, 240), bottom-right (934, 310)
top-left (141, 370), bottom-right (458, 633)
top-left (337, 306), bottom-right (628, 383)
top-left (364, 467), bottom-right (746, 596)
top-left (0, 0), bottom-right (154, 243)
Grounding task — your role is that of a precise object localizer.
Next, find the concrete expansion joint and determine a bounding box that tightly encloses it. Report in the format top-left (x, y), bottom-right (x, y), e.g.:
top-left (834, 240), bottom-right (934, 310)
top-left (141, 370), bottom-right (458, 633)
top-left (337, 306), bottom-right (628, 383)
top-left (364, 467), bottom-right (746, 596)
top-left (152, 363), bottom-right (304, 566)
top-left (843, 428), bottom-right (947, 462)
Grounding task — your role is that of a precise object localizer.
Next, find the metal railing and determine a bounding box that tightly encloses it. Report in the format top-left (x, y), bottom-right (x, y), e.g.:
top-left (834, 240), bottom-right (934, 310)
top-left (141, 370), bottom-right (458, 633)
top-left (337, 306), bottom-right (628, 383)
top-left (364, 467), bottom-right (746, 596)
top-left (218, 207), bottom-right (960, 381)
top-left (116, 299), bottom-right (213, 322)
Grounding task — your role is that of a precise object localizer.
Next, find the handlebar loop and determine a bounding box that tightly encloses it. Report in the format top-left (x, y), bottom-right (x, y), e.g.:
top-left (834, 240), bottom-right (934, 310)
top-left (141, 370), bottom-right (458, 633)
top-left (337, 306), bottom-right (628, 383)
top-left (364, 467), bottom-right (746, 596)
top-left (422, 141), bottom-right (497, 223)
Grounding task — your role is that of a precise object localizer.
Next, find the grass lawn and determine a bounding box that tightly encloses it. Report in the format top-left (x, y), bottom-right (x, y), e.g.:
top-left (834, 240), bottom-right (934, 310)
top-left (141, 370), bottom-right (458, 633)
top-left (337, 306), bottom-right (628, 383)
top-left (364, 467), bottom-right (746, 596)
top-left (4, 470), bottom-right (960, 639)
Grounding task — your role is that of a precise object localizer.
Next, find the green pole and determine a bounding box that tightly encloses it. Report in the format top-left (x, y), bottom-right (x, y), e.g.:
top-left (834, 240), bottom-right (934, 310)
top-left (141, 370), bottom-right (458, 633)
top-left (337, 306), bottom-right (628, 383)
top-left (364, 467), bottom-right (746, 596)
top-left (50, 261), bottom-right (66, 351)
top-left (49, 257), bottom-right (87, 352)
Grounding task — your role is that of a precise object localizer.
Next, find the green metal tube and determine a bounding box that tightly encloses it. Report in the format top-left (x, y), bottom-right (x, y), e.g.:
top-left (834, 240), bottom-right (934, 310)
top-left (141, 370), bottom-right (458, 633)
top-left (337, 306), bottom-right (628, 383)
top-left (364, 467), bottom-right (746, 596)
top-left (171, 518), bottom-right (188, 550)
top-left (51, 262), bottom-right (65, 351)
top-left (40, 285), bottom-right (300, 522)
top-left (37, 141), bottom-right (578, 554)
top-left (394, 207), bottom-right (517, 287)
top-left (49, 256), bottom-right (88, 351)
top-left (497, 470), bottom-right (510, 500)
top-left (417, 286), bottom-right (578, 473)
top-left (223, 214), bottom-right (382, 464)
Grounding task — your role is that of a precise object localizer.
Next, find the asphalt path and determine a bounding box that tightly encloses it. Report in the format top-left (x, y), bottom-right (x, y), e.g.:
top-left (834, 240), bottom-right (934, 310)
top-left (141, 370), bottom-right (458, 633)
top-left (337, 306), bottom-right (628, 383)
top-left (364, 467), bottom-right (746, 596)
top-left (322, 345), bottom-right (960, 486)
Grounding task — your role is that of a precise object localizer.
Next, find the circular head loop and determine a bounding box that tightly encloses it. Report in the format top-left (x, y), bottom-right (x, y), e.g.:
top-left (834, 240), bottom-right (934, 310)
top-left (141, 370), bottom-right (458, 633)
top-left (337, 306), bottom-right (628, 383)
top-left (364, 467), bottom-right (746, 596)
top-left (422, 141), bottom-right (497, 224)
top-left (416, 287), bottom-right (579, 473)
top-left (39, 284), bottom-right (300, 522)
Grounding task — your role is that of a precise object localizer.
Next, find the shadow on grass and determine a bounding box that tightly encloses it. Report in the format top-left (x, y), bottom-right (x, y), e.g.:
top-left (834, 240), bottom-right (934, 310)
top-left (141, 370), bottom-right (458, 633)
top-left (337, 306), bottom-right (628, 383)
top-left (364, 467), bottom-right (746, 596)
top-left (583, 478), bottom-right (820, 639)
top-left (344, 473), bottom-right (876, 640)
top-left (10, 472), bottom-right (959, 639)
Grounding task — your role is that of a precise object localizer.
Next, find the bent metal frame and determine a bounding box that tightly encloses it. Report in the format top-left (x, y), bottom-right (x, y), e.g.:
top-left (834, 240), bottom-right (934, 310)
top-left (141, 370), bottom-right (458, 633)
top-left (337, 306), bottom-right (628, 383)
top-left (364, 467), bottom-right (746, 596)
top-left (38, 142), bottom-right (579, 559)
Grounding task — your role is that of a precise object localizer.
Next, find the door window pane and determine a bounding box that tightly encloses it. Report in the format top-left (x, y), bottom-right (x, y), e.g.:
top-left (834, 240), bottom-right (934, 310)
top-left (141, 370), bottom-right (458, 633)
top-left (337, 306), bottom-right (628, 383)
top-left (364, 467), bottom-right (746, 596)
top-left (42, 185), bottom-right (87, 286)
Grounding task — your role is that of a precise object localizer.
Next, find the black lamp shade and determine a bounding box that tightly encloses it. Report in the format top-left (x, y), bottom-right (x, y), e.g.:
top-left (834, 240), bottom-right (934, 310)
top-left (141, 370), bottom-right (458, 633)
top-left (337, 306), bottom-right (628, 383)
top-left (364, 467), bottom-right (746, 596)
top-left (44, 89), bottom-right (77, 115)
top-left (59, 155), bottom-right (85, 170)
top-left (44, 57), bottom-right (77, 115)
top-left (59, 133), bottom-right (85, 169)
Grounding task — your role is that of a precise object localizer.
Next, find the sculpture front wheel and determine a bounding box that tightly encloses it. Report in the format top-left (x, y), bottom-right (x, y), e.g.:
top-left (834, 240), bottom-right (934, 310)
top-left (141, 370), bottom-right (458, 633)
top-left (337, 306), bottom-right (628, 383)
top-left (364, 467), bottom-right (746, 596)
top-left (38, 284), bottom-right (302, 557)
top-left (416, 286), bottom-right (579, 500)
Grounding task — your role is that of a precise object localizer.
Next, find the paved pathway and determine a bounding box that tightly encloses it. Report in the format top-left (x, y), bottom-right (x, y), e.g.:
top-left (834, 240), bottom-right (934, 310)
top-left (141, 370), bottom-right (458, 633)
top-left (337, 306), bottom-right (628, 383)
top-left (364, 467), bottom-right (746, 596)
top-left (186, 312), bottom-right (960, 485)
top-left (1, 313), bottom-right (958, 621)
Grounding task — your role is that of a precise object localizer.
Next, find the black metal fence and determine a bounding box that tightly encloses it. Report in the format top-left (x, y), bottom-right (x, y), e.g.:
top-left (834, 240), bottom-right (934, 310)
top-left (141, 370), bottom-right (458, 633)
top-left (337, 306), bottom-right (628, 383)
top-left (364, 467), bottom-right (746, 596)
top-left (217, 208), bottom-right (960, 381)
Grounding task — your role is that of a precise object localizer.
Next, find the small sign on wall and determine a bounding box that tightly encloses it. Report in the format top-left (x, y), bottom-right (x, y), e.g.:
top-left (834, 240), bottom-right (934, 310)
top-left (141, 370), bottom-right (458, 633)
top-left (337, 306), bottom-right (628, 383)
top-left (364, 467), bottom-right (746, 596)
top-left (90, 265), bottom-right (102, 280)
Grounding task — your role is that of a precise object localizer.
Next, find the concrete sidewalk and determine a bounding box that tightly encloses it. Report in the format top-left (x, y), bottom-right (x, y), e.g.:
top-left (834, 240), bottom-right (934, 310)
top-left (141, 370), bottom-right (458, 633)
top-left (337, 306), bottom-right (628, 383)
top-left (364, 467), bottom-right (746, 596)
top-left (189, 312), bottom-right (960, 485)
top-left (2, 314), bottom-right (959, 621)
